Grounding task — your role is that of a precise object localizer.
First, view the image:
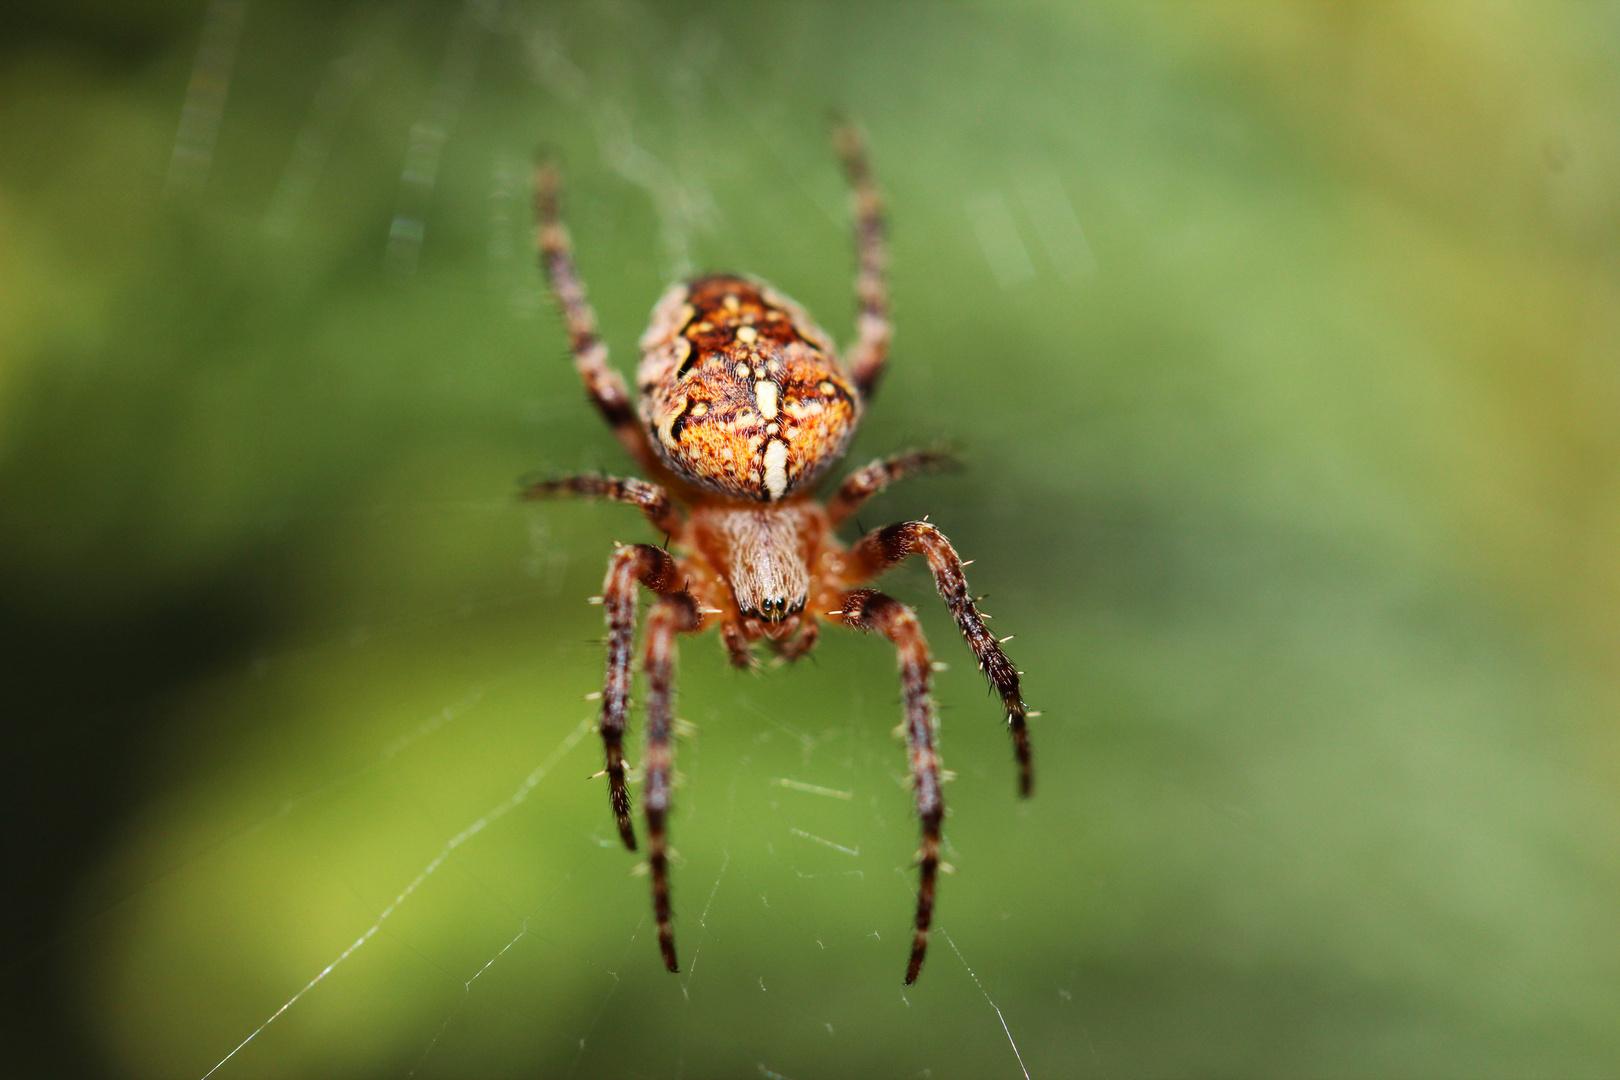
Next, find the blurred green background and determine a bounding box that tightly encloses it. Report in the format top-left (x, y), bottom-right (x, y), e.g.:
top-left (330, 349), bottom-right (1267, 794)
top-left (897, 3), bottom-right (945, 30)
top-left (5, 1), bottom-right (1620, 1077)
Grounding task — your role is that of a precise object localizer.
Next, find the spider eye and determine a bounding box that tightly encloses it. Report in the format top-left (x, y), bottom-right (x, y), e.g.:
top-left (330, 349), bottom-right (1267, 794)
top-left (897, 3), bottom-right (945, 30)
top-left (751, 596), bottom-right (797, 622)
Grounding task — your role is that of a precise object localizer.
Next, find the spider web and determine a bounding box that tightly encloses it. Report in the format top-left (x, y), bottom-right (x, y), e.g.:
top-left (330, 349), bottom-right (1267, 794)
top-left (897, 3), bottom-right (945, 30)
top-left (19, 2), bottom-right (1620, 1078)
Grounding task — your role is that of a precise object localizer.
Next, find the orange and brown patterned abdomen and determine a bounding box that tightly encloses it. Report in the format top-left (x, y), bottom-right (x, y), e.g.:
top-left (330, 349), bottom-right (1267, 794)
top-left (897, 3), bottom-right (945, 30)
top-left (637, 275), bottom-right (860, 503)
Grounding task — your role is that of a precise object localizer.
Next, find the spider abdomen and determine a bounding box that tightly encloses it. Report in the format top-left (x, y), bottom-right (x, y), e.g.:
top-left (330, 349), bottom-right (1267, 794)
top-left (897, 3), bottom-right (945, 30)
top-left (638, 275), bottom-right (860, 503)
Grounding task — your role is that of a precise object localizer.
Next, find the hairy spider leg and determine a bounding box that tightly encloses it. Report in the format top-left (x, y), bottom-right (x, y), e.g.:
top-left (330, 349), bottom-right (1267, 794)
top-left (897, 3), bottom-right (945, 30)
top-left (833, 124), bottom-right (891, 400)
top-left (533, 161), bottom-right (661, 473)
top-left (843, 521), bottom-right (1033, 796)
top-left (522, 473), bottom-right (681, 536)
top-left (641, 590), bottom-right (703, 972)
top-left (826, 448), bottom-right (957, 527)
top-left (599, 544), bottom-right (683, 849)
top-left (838, 588), bottom-right (943, 984)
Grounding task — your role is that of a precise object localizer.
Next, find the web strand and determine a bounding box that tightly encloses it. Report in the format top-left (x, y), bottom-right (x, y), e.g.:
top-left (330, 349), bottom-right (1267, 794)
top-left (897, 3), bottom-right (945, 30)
top-left (941, 928), bottom-right (1032, 1080)
top-left (165, 0), bottom-right (247, 196)
top-left (199, 714), bottom-right (592, 1079)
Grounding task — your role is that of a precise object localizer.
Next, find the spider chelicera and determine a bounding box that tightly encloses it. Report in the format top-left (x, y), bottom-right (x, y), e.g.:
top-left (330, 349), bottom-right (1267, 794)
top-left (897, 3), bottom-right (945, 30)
top-left (524, 126), bottom-right (1032, 984)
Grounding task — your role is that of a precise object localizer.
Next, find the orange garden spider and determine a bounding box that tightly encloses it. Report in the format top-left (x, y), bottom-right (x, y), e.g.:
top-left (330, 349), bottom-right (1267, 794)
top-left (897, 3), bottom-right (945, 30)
top-left (524, 126), bottom-right (1032, 984)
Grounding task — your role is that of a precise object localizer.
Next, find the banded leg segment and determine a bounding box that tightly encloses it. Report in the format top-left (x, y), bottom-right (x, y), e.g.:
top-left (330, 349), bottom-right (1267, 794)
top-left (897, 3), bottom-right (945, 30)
top-left (845, 521), bottom-right (1033, 796)
top-left (826, 448), bottom-right (956, 527)
top-left (833, 124), bottom-right (890, 400)
top-left (838, 588), bottom-right (943, 985)
top-left (522, 473), bottom-right (681, 536)
top-left (642, 591), bottom-right (702, 972)
top-left (532, 161), bottom-right (657, 470)
top-left (600, 544), bottom-right (681, 850)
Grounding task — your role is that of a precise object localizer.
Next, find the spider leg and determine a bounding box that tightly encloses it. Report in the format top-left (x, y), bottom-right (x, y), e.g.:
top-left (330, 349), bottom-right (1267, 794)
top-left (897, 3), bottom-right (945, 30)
top-left (833, 123), bottom-right (890, 400)
top-left (522, 473), bottom-right (682, 536)
top-left (826, 448), bottom-right (957, 527)
top-left (600, 543), bottom-right (682, 849)
top-left (641, 590), bottom-right (703, 973)
top-left (843, 521), bottom-right (1033, 796)
top-left (532, 160), bottom-right (660, 471)
top-left (836, 588), bottom-right (942, 985)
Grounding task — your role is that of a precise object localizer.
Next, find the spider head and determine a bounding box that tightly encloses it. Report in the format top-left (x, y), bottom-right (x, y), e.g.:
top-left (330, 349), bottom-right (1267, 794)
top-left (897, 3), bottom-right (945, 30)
top-left (695, 504), bottom-right (813, 628)
top-left (638, 276), bottom-right (860, 503)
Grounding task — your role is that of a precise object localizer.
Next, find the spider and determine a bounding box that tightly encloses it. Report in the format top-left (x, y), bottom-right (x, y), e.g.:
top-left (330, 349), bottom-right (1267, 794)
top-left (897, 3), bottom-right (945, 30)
top-left (523, 125), bottom-right (1032, 985)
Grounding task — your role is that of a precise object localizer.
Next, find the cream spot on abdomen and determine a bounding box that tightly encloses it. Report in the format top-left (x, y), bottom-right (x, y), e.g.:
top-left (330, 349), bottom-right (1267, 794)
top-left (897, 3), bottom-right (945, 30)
top-left (755, 380), bottom-right (779, 420)
top-left (763, 440), bottom-right (789, 499)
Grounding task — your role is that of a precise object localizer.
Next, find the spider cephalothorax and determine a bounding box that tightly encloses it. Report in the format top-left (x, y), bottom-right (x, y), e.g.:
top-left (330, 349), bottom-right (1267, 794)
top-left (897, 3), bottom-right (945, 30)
top-left (526, 126), bottom-right (1033, 984)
